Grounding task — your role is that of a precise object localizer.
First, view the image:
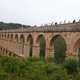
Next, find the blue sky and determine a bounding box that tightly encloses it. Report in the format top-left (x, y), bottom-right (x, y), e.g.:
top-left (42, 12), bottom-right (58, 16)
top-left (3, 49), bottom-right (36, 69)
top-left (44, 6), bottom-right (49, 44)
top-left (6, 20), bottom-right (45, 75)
top-left (0, 0), bottom-right (80, 25)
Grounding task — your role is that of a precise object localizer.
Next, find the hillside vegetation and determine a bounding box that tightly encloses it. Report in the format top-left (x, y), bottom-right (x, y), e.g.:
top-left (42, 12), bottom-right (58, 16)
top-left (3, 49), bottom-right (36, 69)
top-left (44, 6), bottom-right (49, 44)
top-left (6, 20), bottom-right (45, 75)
top-left (0, 22), bottom-right (30, 30)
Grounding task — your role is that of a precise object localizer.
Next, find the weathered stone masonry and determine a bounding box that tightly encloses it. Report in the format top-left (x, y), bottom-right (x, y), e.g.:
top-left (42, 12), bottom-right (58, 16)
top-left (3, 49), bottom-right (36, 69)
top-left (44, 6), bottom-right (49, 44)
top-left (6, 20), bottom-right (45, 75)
top-left (0, 22), bottom-right (80, 59)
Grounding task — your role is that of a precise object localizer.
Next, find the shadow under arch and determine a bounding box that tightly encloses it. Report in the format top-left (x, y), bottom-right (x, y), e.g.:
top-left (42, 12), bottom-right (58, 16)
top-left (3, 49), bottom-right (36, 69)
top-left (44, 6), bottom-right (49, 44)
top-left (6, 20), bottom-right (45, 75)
top-left (27, 34), bottom-right (33, 57)
top-left (20, 34), bottom-right (25, 54)
top-left (0, 34), bottom-right (1, 39)
top-left (11, 34), bottom-right (13, 40)
top-left (4, 33), bottom-right (6, 39)
top-left (7, 34), bottom-right (9, 39)
top-left (36, 34), bottom-right (46, 60)
top-left (20, 34), bottom-right (25, 43)
top-left (15, 34), bottom-right (18, 42)
top-left (50, 35), bottom-right (67, 63)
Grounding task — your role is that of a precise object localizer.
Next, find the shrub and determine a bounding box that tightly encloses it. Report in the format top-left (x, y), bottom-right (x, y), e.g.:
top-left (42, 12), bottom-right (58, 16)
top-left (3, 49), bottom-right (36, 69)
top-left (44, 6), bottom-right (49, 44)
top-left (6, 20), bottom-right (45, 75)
top-left (53, 36), bottom-right (67, 64)
top-left (0, 56), bottom-right (25, 74)
top-left (64, 58), bottom-right (78, 75)
top-left (0, 67), bottom-right (8, 80)
top-left (0, 56), bottom-right (69, 80)
top-left (27, 57), bottom-right (40, 62)
top-left (43, 63), bottom-right (69, 80)
top-left (73, 72), bottom-right (80, 80)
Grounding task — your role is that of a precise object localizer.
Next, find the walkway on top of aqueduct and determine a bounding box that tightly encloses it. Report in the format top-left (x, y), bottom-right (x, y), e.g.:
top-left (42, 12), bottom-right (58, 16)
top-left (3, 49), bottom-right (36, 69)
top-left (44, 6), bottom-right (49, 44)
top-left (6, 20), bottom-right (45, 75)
top-left (0, 22), bottom-right (80, 59)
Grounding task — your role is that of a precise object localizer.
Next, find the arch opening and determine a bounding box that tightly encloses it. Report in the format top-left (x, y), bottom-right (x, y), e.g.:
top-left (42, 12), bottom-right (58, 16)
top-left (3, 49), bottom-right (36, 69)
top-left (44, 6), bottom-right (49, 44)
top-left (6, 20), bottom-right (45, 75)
top-left (0, 34), bottom-right (1, 39)
top-left (74, 39), bottom-right (80, 59)
top-left (2, 34), bottom-right (3, 39)
top-left (36, 35), bottom-right (46, 60)
top-left (4, 33), bottom-right (6, 39)
top-left (15, 34), bottom-right (18, 42)
top-left (20, 34), bottom-right (25, 43)
top-left (11, 34), bottom-right (13, 40)
top-left (7, 34), bottom-right (9, 39)
top-left (27, 34), bottom-right (33, 57)
top-left (50, 35), bottom-right (67, 63)
top-left (20, 34), bottom-right (25, 54)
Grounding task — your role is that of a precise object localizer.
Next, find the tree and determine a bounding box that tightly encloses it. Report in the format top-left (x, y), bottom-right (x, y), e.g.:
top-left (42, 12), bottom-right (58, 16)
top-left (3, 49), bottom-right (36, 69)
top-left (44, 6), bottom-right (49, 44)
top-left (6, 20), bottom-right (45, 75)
top-left (53, 36), bottom-right (67, 64)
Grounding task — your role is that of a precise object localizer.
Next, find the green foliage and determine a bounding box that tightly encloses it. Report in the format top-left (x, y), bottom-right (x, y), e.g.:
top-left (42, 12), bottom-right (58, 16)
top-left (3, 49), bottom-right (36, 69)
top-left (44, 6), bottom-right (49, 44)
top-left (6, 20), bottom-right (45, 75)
top-left (2, 56), bottom-right (80, 80)
top-left (0, 56), bottom-right (69, 80)
top-left (0, 67), bottom-right (8, 80)
top-left (73, 72), bottom-right (80, 80)
top-left (43, 63), bottom-right (69, 80)
top-left (53, 36), bottom-right (67, 64)
top-left (23, 61), bottom-right (69, 80)
top-left (64, 58), bottom-right (78, 75)
top-left (39, 36), bottom-right (46, 60)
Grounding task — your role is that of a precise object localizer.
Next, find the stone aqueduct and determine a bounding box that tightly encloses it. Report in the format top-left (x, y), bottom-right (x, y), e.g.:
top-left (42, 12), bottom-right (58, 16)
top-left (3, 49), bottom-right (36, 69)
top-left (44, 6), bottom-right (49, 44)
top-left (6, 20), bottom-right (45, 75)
top-left (0, 22), bottom-right (80, 59)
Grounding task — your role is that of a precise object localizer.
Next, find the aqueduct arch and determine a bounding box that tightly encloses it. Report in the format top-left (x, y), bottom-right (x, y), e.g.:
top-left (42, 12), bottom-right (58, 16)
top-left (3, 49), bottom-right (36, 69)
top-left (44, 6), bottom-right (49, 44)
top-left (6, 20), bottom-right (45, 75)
top-left (20, 34), bottom-right (25, 54)
top-left (15, 34), bottom-right (18, 42)
top-left (36, 34), bottom-right (46, 59)
top-left (50, 35), bottom-right (67, 62)
top-left (73, 39), bottom-right (80, 57)
top-left (7, 34), bottom-right (9, 39)
top-left (20, 34), bottom-right (25, 43)
top-left (10, 34), bottom-right (13, 40)
top-left (27, 34), bottom-right (33, 57)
